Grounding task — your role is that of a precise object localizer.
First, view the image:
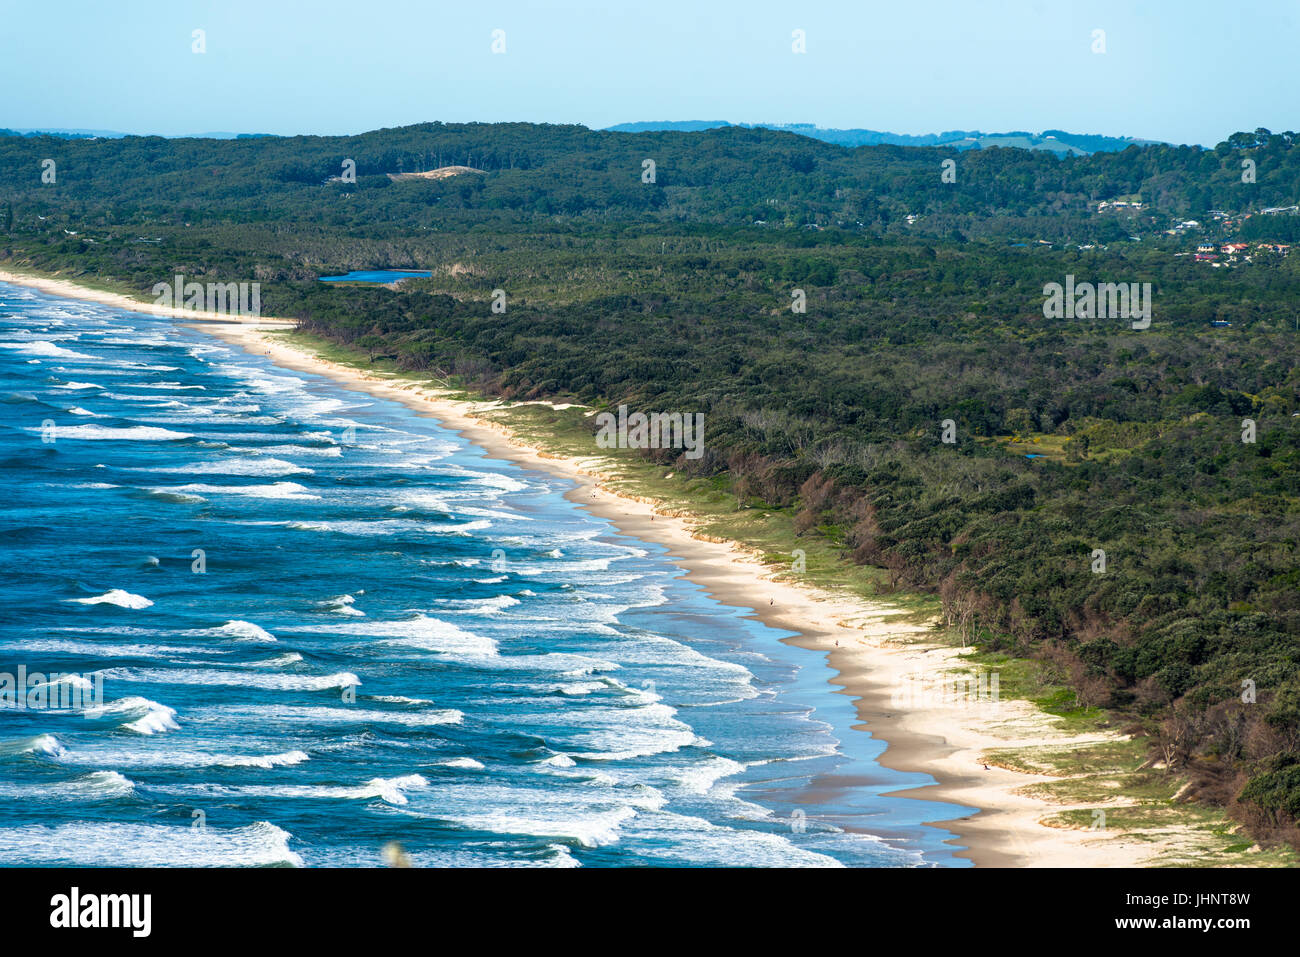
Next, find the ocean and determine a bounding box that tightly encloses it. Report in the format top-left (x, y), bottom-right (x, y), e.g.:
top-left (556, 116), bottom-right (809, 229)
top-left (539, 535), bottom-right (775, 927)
top-left (0, 281), bottom-right (973, 867)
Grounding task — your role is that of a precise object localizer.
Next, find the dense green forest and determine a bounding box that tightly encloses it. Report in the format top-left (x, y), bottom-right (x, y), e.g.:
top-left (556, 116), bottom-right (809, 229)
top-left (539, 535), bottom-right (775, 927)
top-left (3, 122), bottom-right (1299, 845)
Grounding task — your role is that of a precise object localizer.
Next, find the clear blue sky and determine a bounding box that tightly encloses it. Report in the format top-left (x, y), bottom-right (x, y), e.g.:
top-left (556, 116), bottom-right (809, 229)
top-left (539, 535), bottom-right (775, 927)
top-left (0, 0), bottom-right (1294, 145)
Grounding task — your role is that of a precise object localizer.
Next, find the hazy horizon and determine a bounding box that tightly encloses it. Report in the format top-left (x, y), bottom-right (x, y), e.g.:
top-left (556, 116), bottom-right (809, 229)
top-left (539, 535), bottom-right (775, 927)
top-left (0, 119), bottom-right (1199, 147)
top-left (0, 0), bottom-right (1294, 147)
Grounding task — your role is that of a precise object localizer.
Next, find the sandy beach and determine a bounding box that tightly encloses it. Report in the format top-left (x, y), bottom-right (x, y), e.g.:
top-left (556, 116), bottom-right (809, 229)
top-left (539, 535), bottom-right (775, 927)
top-left (0, 270), bottom-right (293, 326)
top-left (1, 269), bottom-right (1166, 867)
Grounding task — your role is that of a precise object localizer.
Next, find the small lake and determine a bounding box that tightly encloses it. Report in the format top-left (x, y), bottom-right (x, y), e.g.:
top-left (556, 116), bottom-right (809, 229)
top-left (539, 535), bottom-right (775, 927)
top-left (319, 270), bottom-right (431, 284)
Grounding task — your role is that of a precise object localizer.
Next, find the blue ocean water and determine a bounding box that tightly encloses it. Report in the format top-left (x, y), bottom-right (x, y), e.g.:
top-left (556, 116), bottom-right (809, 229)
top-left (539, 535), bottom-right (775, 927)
top-left (319, 271), bottom-right (432, 284)
top-left (0, 282), bottom-right (974, 867)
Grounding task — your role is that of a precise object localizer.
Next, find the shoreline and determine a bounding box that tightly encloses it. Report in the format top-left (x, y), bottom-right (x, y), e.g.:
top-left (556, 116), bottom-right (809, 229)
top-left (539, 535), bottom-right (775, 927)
top-left (0, 270), bottom-right (293, 326)
top-left (2, 269), bottom-right (1169, 867)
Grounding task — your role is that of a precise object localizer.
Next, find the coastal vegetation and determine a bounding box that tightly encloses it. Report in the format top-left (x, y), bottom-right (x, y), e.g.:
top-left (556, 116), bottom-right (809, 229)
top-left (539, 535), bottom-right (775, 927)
top-left (2, 122), bottom-right (1298, 851)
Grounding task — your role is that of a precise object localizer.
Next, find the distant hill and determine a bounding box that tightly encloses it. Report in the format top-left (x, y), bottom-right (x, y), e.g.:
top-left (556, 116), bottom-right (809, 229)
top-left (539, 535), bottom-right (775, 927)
top-left (604, 121), bottom-right (1164, 154)
top-left (4, 121), bottom-right (1159, 153)
top-left (0, 127), bottom-right (130, 140)
top-left (0, 128), bottom-right (276, 140)
top-left (606, 121), bottom-right (734, 134)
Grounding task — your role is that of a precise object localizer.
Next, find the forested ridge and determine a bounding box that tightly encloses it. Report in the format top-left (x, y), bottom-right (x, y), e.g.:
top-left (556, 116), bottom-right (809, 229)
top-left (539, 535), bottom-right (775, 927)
top-left (3, 122), bottom-right (1299, 845)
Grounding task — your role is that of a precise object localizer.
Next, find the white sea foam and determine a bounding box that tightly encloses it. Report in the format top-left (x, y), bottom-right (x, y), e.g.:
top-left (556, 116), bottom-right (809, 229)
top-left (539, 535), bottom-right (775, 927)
top-left (42, 424), bottom-right (192, 441)
top-left (0, 734), bottom-right (66, 757)
top-left (145, 489), bottom-right (206, 504)
top-left (229, 443), bottom-right (342, 458)
top-left (27, 673), bottom-right (94, 693)
top-left (127, 707), bottom-right (180, 735)
top-left (55, 746), bottom-right (309, 770)
top-left (415, 782), bottom-right (663, 848)
top-left (247, 652), bottom-right (304, 667)
top-left (300, 615), bottom-right (497, 658)
top-left (285, 518), bottom-right (488, 536)
top-left (551, 680), bottom-right (608, 696)
top-left (669, 756), bottom-right (748, 796)
top-left (452, 805), bottom-right (640, 848)
top-left (67, 770), bottom-right (136, 799)
top-left (100, 666), bottom-right (360, 692)
top-left (120, 381), bottom-right (205, 391)
top-left (505, 556), bottom-right (621, 576)
top-left (432, 464), bottom-right (530, 493)
top-left (66, 589), bottom-right (153, 609)
top-left (395, 491), bottom-right (529, 522)
top-left (166, 482), bottom-right (320, 500)
top-left (320, 594), bottom-right (364, 616)
top-left (430, 757), bottom-right (485, 770)
top-left (0, 340), bottom-right (95, 359)
top-left (188, 704), bottom-right (463, 727)
top-left (134, 457), bottom-right (313, 477)
top-left (0, 770), bottom-right (137, 801)
top-left (134, 413), bottom-right (283, 426)
top-left (462, 652), bottom-right (622, 678)
top-left (438, 594), bottom-right (519, 614)
top-left (357, 774), bottom-right (429, 805)
top-left (0, 637), bottom-right (220, 658)
top-left (0, 821), bottom-right (303, 867)
top-left (623, 811), bottom-right (844, 868)
top-left (208, 620), bottom-right (276, 642)
top-left (54, 366), bottom-right (158, 377)
top-left (83, 696), bottom-right (179, 734)
top-left (160, 773), bottom-right (431, 806)
top-left (215, 364), bottom-right (306, 395)
top-left (511, 703), bottom-right (702, 761)
top-left (216, 750), bottom-right (310, 768)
